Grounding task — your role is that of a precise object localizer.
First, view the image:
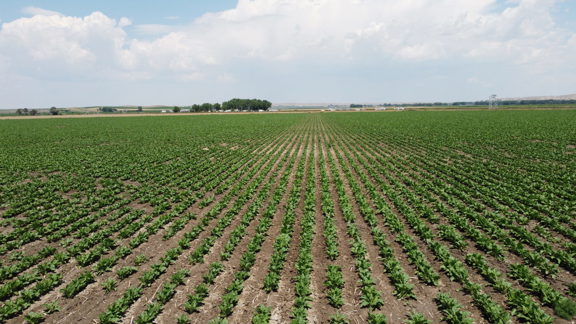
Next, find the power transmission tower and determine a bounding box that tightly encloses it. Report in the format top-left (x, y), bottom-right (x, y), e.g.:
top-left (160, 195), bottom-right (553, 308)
top-left (489, 94), bottom-right (498, 109)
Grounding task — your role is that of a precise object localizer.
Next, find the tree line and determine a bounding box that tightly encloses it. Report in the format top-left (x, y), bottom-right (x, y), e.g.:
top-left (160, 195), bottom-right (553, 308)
top-left (351, 99), bottom-right (576, 108)
top-left (172, 99), bottom-right (271, 112)
top-left (13, 99), bottom-right (273, 116)
top-left (15, 107), bottom-right (60, 116)
top-left (221, 99), bottom-right (272, 111)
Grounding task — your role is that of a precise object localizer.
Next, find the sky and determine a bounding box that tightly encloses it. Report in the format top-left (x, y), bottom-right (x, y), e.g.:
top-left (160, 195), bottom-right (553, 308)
top-left (0, 0), bottom-right (575, 108)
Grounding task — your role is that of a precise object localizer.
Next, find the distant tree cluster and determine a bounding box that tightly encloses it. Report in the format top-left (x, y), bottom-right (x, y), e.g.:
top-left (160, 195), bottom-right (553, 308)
top-left (98, 107), bottom-right (117, 113)
top-left (16, 108), bottom-right (38, 116)
top-left (468, 99), bottom-right (576, 106)
top-left (349, 99), bottom-right (576, 108)
top-left (175, 99), bottom-right (270, 113)
top-left (187, 103), bottom-right (220, 112)
top-left (222, 99), bottom-right (272, 111)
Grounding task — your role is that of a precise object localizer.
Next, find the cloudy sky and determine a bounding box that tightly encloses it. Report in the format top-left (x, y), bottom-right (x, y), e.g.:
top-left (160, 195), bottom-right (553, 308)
top-left (0, 0), bottom-right (575, 108)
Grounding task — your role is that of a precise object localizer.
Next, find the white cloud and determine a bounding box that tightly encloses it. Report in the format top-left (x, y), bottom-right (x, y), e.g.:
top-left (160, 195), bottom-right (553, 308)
top-left (0, 0), bottom-right (575, 106)
top-left (22, 6), bottom-right (62, 17)
top-left (118, 17), bottom-right (132, 28)
top-left (127, 0), bottom-right (575, 68)
top-left (133, 24), bottom-right (176, 36)
top-left (0, 11), bottom-right (129, 77)
top-left (4, 1), bottom-right (575, 74)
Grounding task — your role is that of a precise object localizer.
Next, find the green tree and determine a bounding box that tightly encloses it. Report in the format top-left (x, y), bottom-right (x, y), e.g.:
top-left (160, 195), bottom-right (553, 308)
top-left (30, 109), bottom-right (38, 116)
top-left (137, 106), bottom-right (143, 112)
top-left (201, 103), bottom-right (213, 112)
top-left (173, 106), bottom-right (181, 113)
top-left (213, 103), bottom-right (221, 111)
top-left (221, 98), bottom-right (272, 111)
top-left (100, 107), bottom-right (116, 113)
top-left (49, 107), bottom-right (59, 115)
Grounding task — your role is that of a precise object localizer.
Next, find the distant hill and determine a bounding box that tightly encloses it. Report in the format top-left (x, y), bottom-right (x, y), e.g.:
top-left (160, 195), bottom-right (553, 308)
top-left (502, 93), bottom-right (576, 101)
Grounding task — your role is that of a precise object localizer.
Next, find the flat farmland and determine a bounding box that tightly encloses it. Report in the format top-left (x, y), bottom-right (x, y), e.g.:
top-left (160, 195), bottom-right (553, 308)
top-left (1, 111), bottom-right (575, 324)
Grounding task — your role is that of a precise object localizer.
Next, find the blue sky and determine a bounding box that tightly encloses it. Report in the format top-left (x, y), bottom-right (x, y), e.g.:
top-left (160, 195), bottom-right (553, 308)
top-left (0, 1), bottom-right (237, 24)
top-left (0, 0), bottom-right (575, 108)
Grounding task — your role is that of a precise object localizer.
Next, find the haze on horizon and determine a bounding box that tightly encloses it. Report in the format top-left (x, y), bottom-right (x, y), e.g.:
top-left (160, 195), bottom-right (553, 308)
top-left (0, 0), bottom-right (575, 109)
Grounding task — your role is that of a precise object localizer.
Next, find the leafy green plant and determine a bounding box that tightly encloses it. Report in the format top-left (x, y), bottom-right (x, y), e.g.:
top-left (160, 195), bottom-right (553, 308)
top-left (61, 272), bottom-right (95, 298)
top-left (554, 298), bottom-right (576, 320)
top-left (404, 312), bottom-right (431, 324)
top-left (329, 312), bottom-right (349, 324)
top-left (117, 266), bottom-right (138, 279)
top-left (367, 313), bottom-right (387, 324)
top-left (102, 278), bottom-right (117, 293)
top-left (134, 255), bottom-right (148, 266)
top-left (24, 312), bottom-right (45, 324)
top-left (435, 293), bottom-right (474, 324)
top-left (252, 305), bottom-right (271, 324)
top-left (43, 301), bottom-right (61, 314)
top-left (176, 314), bottom-right (190, 324)
top-left (568, 283), bottom-right (576, 297)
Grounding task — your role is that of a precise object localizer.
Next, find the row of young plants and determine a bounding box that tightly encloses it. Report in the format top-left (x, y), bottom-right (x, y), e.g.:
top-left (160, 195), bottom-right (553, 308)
top-left (345, 133), bottom-right (541, 323)
top-left (388, 159), bottom-right (573, 322)
top-left (317, 145), bottom-right (344, 311)
top-left (290, 133), bottom-right (319, 322)
top-left (328, 112), bottom-right (574, 251)
top-left (262, 132), bottom-right (307, 293)
top-left (327, 122), bottom-right (513, 323)
top-left (188, 133), bottom-right (298, 266)
top-left (98, 127), bottom-right (303, 323)
top-left (0, 136), bottom-right (249, 299)
top-left (98, 168), bottom-right (272, 321)
top-left (135, 124), bottom-right (310, 321)
top-left (16, 121), bottom-right (296, 323)
top-left (364, 133), bottom-right (576, 285)
top-left (0, 273), bottom-right (63, 321)
top-left (215, 144), bottom-right (298, 320)
top-left (320, 122), bottom-right (391, 323)
top-left (380, 133), bottom-right (576, 262)
top-left (322, 123), bottom-right (441, 290)
top-left (388, 144), bottom-right (575, 276)
top-left (342, 121), bottom-right (572, 321)
top-left (1, 178), bottom-right (126, 254)
top-left (331, 148), bottom-right (414, 301)
top-left (325, 143), bottom-right (386, 311)
top-left (329, 135), bottom-right (441, 288)
top-left (179, 125), bottom-right (309, 322)
top-left (334, 124), bottom-right (557, 280)
top-left (182, 141), bottom-right (295, 317)
top-left (508, 263), bottom-right (576, 319)
top-left (464, 253), bottom-right (556, 323)
top-left (4, 115), bottom-right (283, 260)
top-left (0, 175), bottom-right (108, 235)
top-left (426, 140), bottom-right (576, 240)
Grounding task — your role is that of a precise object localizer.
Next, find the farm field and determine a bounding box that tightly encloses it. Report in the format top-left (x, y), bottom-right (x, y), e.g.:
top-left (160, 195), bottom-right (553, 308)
top-left (0, 110), bottom-right (575, 324)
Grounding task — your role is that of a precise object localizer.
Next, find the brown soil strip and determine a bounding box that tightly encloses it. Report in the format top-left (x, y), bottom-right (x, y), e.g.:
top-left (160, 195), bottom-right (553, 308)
top-left (224, 128), bottom-right (307, 323)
